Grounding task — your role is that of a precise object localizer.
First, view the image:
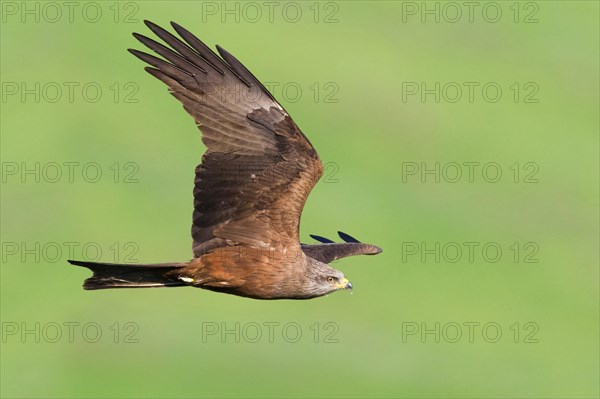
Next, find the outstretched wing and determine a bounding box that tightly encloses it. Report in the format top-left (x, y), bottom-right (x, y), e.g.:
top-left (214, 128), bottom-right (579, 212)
top-left (301, 231), bottom-right (383, 264)
top-left (130, 21), bottom-right (323, 257)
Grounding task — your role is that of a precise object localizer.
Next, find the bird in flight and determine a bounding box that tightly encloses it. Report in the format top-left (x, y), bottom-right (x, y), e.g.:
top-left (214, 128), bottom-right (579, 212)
top-left (69, 21), bottom-right (382, 300)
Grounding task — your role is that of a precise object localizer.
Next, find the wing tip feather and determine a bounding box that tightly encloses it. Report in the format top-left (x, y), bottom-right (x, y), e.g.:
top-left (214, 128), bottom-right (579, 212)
top-left (338, 231), bottom-right (361, 243)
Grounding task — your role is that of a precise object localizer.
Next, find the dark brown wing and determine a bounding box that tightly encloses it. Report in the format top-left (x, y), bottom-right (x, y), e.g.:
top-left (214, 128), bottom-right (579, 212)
top-left (301, 243), bottom-right (382, 264)
top-left (301, 231), bottom-right (383, 263)
top-left (130, 21), bottom-right (323, 257)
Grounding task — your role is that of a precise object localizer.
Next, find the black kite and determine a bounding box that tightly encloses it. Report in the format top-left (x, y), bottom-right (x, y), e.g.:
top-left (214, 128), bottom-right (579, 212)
top-left (69, 21), bottom-right (382, 300)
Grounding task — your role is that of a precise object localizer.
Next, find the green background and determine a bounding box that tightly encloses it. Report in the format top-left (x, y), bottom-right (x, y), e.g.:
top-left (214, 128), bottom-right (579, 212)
top-left (1, 1), bottom-right (598, 398)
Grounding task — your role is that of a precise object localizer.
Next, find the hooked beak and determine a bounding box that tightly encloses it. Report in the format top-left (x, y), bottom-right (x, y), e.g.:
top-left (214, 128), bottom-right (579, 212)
top-left (336, 277), bottom-right (353, 290)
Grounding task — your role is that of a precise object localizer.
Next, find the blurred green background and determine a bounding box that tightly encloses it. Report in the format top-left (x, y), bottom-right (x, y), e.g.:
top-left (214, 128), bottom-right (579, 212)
top-left (1, 1), bottom-right (598, 398)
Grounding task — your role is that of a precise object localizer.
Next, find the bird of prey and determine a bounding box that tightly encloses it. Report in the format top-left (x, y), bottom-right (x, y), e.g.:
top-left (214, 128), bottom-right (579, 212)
top-left (69, 21), bottom-right (382, 300)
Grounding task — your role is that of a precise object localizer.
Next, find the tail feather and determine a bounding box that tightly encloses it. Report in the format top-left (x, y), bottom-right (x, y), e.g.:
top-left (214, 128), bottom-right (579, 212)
top-left (68, 260), bottom-right (188, 290)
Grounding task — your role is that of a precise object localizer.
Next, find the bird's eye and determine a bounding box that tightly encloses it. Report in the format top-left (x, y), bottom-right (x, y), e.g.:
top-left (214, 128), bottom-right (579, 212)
top-left (327, 276), bottom-right (336, 283)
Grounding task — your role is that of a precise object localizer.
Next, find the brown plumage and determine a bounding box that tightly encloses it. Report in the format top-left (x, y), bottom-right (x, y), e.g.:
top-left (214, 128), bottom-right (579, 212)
top-left (68, 21), bottom-right (382, 300)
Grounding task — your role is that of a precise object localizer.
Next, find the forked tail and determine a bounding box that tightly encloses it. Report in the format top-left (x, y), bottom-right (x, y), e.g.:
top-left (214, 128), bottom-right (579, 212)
top-left (68, 260), bottom-right (188, 290)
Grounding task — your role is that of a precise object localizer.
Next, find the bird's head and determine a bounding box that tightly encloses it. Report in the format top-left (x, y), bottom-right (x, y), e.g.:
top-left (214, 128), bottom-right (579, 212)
top-left (304, 259), bottom-right (353, 298)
